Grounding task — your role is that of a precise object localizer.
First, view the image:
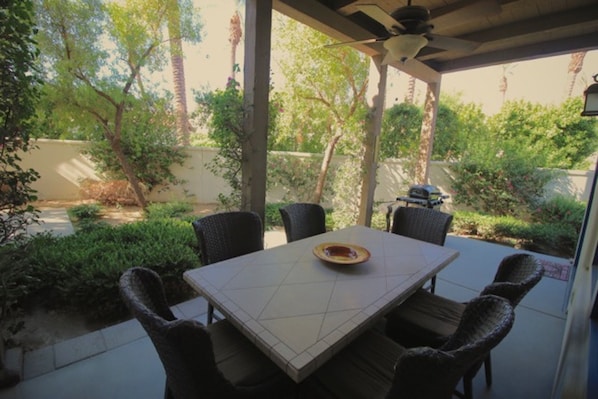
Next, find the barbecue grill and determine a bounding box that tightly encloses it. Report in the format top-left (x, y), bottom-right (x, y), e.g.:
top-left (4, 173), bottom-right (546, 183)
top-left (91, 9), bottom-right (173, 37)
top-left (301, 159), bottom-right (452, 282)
top-left (398, 184), bottom-right (448, 209)
top-left (385, 184), bottom-right (449, 231)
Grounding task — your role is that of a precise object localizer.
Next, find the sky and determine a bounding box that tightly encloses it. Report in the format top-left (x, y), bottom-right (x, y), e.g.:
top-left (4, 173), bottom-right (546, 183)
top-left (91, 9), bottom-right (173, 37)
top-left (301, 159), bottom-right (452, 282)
top-left (165, 0), bottom-right (598, 116)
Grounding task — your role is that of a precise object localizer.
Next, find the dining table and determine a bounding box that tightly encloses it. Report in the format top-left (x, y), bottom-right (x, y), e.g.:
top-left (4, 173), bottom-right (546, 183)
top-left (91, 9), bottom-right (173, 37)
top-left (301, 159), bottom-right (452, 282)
top-left (183, 224), bottom-right (459, 383)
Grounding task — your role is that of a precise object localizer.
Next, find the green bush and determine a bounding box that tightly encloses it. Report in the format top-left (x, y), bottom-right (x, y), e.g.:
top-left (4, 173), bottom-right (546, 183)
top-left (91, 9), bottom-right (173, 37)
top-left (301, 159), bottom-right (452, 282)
top-left (25, 219), bottom-right (200, 321)
top-left (67, 203), bottom-right (102, 221)
top-left (451, 141), bottom-right (553, 217)
top-left (265, 202), bottom-right (289, 228)
top-left (531, 195), bottom-right (585, 233)
top-left (453, 211), bottom-right (578, 257)
top-left (145, 201), bottom-right (194, 220)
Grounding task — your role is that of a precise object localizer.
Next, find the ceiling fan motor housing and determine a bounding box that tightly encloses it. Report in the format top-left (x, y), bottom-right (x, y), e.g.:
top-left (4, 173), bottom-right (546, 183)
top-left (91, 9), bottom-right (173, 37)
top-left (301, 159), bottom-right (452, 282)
top-left (390, 5), bottom-right (433, 34)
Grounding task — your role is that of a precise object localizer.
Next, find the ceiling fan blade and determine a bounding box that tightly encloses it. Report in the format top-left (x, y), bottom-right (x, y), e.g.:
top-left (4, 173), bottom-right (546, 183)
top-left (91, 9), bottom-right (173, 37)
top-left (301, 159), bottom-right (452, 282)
top-left (356, 4), bottom-right (406, 33)
top-left (430, 0), bottom-right (501, 31)
top-left (325, 37), bottom-right (386, 49)
top-left (425, 34), bottom-right (480, 52)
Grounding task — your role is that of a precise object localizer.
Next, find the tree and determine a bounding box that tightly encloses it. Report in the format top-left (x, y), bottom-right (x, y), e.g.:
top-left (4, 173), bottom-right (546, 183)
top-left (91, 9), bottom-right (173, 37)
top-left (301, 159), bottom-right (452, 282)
top-left (35, 0), bottom-right (200, 207)
top-left (272, 17), bottom-right (369, 204)
top-left (167, 0), bottom-right (194, 146)
top-left (498, 63), bottom-right (516, 104)
top-left (379, 102), bottom-right (422, 161)
top-left (0, 0), bottom-right (41, 387)
top-left (195, 76), bottom-right (281, 209)
top-left (228, 9), bottom-right (242, 80)
top-left (0, 0), bottom-right (41, 245)
top-left (565, 52), bottom-right (586, 98)
top-left (488, 99), bottom-right (597, 169)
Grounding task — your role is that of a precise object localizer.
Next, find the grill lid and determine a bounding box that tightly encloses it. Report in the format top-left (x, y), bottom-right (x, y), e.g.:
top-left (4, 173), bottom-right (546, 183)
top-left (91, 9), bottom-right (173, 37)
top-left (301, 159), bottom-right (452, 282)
top-left (408, 184), bottom-right (441, 200)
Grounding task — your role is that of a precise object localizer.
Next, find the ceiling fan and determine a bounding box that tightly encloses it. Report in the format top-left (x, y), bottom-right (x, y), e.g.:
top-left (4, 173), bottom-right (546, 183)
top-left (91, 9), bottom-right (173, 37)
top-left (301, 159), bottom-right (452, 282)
top-left (327, 0), bottom-right (500, 64)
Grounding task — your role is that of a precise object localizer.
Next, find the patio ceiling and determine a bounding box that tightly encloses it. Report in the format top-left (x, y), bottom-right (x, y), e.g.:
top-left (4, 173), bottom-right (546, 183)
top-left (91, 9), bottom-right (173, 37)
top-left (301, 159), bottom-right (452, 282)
top-left (273, 0), bottom-right (598, 83)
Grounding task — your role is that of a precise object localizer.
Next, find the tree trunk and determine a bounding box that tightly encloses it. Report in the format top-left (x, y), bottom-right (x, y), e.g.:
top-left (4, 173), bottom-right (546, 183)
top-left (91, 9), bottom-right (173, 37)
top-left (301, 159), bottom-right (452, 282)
top-left (167, 0), bottom-right (190, 146)
top-left (312, 131), bottom-right (342, 204)
top-left (109, 105), bottom-right (148, 208)
top-left (405, 76), bottom-right (416, 104)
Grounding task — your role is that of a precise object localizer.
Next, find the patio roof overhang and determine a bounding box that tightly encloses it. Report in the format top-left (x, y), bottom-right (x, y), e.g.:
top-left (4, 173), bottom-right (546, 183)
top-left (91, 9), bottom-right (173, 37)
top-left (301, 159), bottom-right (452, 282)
top-left (240, 3), bottom-right (598, 395)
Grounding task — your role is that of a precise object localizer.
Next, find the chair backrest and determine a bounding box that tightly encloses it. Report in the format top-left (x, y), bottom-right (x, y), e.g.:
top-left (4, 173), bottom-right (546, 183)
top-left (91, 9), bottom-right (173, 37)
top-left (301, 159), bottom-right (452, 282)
top-left (119, 267), bottom-right (235, 399)
top-left (191, 211), bottom-right (263, 265)
top-left (390, 206), bottom-right (453, 246)
top-left (279, 203), bottom-right (326, 243)
top-left (388, 295), bottom-right (514, 399)
top-left (480, 253), bottom-right (543, 307)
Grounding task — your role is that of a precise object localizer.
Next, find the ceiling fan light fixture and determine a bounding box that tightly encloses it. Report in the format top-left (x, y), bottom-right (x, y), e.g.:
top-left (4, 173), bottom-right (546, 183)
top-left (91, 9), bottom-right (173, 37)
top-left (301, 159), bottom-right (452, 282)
top-left (383, 34), bottom-right (428, 63)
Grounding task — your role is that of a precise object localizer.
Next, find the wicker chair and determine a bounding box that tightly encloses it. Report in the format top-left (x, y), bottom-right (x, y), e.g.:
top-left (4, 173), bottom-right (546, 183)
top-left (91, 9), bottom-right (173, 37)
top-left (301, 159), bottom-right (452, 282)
top-left (385, 253), bottom-right (543, 399)
top-left (279, 203), bottom-right (326, 243)
top-left (390, 206), bottom-right (453, 293)
top-left (192, 211), bottom-right (263, 324)
top-left (119, 267), bottom-right (295, 399)
top-left (298, 295), bottom-right (515, 399)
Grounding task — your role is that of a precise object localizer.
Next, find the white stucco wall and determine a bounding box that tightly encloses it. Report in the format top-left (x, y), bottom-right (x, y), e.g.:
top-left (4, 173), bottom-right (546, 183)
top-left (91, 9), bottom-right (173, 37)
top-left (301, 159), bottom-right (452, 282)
top-left (20, 139), bottom-right (595, 209)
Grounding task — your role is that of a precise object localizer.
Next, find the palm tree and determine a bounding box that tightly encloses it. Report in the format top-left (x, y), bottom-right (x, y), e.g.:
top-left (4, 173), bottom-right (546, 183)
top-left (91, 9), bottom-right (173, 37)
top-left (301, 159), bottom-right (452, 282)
top-left (499, 63), bottom-right (516, 105)
top-left (229, 9), bottom-right (243, 79)
top-left (405, 76), bottom-right (416, 104)
top-left (228, 0), bottom-right (245, 79)
top-left (565, 51), bottom-right (586, 98)
top-left (167, 0), bottom-right (191, 146)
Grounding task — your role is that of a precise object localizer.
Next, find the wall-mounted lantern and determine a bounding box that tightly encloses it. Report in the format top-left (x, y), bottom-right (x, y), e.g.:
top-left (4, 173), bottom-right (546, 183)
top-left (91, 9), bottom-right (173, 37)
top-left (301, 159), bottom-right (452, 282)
top-left (581, 74), bottom-right (598, 117)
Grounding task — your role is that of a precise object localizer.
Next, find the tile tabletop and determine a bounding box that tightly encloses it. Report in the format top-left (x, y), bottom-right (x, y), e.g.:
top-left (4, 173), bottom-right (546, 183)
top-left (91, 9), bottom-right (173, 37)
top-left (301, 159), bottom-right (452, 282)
top-left (183, 225), bottom-right (459, 382)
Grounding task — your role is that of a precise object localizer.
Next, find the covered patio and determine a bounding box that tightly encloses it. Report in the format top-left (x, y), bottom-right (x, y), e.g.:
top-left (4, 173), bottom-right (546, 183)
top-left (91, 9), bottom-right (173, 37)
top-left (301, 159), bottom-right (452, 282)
top-left (0, 214), bottom-right (570, 398)
top-left (239, 1), bottom-right (598, 397)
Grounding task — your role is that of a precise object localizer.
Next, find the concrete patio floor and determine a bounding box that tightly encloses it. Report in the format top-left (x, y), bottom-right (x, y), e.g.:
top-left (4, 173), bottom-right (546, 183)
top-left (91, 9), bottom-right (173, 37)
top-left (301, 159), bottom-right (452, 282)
top-left (0, 210), bottom-right (570, 399)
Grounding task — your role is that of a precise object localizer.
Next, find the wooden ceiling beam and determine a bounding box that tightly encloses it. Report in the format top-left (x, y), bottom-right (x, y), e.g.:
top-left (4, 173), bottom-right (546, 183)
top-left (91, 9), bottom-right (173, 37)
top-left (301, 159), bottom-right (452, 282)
top-left (273, 0), bottom-right (379, 57)
top-left (428, 32), bottom-right (598, 73)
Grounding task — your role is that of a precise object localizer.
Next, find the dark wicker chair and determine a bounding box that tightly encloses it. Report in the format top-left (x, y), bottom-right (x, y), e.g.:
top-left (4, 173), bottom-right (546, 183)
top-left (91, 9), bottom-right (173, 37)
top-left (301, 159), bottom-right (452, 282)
top-left (385, 253), bottom-right (543, 399)
top-left (279, 203), bottom-right (326, 243)
top-left (298, 295), bottom-right (515, 399)
top-left (119, 267), bottom-right (295, 399)
top-left (390, 206), bottom-right (453, 293)
top-left (192, 211), bottom-right (264, 324)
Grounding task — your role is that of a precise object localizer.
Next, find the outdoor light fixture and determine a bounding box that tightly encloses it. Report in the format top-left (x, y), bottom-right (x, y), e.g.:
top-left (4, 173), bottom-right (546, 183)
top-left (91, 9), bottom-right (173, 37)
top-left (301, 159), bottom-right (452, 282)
top-left (581, 74), bottom-right (598, 117)
top-left (383, 34), bottom-right (428, 64)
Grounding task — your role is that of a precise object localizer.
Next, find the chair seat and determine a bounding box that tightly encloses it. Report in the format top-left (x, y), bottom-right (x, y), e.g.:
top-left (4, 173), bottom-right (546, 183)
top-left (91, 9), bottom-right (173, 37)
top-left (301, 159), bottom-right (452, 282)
top-left (385, 288), bottom-right (464, 348)
top-left (299, 329), bottom-right (404, 399)
top-left (207, 319), bottom-right (288, 389)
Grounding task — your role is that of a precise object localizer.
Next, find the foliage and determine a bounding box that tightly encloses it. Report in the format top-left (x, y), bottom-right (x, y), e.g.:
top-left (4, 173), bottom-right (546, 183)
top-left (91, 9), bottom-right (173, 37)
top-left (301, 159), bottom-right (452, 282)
top-left (330, 157), bottom-right (363, 229)
top-left (0, 0), bottom-right (41, 244)
top-left (432, 95), bottom-right (488, 162)
top-left (267, 153), bottom-right (329, 203)
top-left (194, 77), bottom-right (281, 209)
top-left (24, 219), bottom-right (199, 321)
top-left (487, 98), bottom-right (598, 169)
top-left (0, 243), bottom-right (39, 326)
top-left (67, 203), bottom-right (102, 221)
top-left (452, 211), bottom-right (578, 257)
top-left (34, 0), bottom-right (200, 207)
top-left (80, 96), bottom-right (187, 192)
top-left (451, 140), bottom-right (553, 217)
top-left (379, 102), bottom-right (422, 161)
top-left (144, 201), bottom-right (194, 220)
top-left (194, 78), bottom-right (243, 208)
top-left (272, 15), bottom-right (369, 204)
top-left (531, 195), bottom-right (585, 233)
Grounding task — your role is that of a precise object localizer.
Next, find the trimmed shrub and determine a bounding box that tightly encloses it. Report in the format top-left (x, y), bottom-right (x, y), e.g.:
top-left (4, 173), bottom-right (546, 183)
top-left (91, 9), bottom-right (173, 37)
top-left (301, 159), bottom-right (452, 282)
top-left (25, 219), bottom-right (200, 321)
